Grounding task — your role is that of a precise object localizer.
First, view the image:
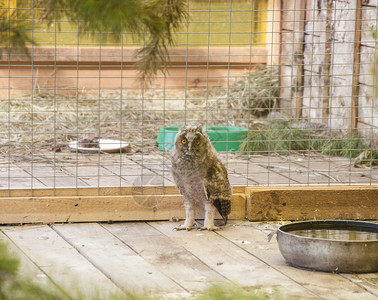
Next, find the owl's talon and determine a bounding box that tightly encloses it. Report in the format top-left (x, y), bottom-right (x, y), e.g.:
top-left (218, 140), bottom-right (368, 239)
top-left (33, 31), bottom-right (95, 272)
top-left (174, 224), bottom-right (193, 231)
top-left (199, 225), bottom-right (220, 231)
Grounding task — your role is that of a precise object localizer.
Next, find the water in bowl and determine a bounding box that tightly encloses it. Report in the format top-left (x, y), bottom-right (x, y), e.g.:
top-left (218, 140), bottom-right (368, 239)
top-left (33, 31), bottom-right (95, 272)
top-left (289, 229), bottom-right (378, 241)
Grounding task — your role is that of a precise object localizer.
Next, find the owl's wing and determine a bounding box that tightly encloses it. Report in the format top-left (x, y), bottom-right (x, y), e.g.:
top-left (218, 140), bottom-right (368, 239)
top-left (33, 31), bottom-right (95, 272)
top-left (205, 161), bottom-right (231, 197)
top-left (171, 159), bottom-right (186, 196)
top-left (204, 161), bottom-right (232, 224)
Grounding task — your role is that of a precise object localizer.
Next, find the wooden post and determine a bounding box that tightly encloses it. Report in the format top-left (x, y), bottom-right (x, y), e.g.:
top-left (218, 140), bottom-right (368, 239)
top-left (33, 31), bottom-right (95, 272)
top-left (322, 0), bottom-right (333, 125)
top-left (277, 0), bottom-right (305, 117)
top-left (294, 0), bottom-right (307, 120)
top-left (266, 0), bottom-right (281, 65)
top-left (246, 186), bottom-right (378, 221)
top-left (351, 0), bottom-right (362, 132)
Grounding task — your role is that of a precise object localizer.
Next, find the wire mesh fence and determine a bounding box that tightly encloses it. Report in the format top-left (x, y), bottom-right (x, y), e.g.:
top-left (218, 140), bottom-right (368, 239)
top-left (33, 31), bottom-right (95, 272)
top-left (0, 0), bottom-right (377, 195)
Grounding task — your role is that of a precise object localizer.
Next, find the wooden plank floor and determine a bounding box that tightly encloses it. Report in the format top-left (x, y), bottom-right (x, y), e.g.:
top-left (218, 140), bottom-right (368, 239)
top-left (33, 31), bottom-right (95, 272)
top-left (1, 220), bottom-right (377, 299)
top-left (0, 152), bottom-right (377, 189)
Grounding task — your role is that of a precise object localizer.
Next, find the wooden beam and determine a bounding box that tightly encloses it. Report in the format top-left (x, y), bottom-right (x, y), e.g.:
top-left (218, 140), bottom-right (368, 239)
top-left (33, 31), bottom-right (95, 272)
top-left (2, 185), bottom-right (377, 224)
top-left (0, 47), bottom-right (268, 66)
top-left (0, 193), bottom-right (246, 224)
top-left (322, 0), bottom-right (333, 125)
top-left (246, 186), bottom-right (378, 221)
top-left (294, 0), bottom-right (306, 120)
top-left (0, 185), bottom-right (246, 198)
top-left (266, 0), bottom-right (281, 65)
top-left (351, 0), bottom-right (363, 132)
top-left (0, 47), bottom-right (268, 95)
top-left (0, 186), bottom-right (180, 198)
top-left (277, 0), bottom-right (305, 117)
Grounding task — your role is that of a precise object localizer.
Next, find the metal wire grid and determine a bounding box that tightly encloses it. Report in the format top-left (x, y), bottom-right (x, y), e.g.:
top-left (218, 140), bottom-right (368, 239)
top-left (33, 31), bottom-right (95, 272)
top-left (0, 0), bottom-right (377, 195)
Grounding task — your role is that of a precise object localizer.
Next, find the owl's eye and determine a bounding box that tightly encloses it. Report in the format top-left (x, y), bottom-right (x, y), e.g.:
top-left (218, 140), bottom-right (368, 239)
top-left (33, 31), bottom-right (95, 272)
top-left (181, 139), bottom-right (187, 145)
top-left (195, 139), bottom-right (200, 145)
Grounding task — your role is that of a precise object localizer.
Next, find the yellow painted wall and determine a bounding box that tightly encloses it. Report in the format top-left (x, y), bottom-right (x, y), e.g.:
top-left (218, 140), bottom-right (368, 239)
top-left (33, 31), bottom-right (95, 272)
top-left (2, 0), bottom-right (267, 47)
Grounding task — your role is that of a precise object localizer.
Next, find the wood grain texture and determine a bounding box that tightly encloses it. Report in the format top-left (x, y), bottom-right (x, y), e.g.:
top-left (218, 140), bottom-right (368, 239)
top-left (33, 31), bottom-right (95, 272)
top-left (2, 225), bottom-right (123, 299)
top-left (351, 0), bottom-right (363, 132)
top-left (247, 186), bottom-right (378, 221)
top-left (342, 273), bottom-right (378, 297)
top-left (294, 0), bottom-right (306, 120)
top-left (0, 47), bottom-right (268, 65)
top-left (0, 195), bottom-right (185, 224)
top-left (52, 223), bottom-right (187, 296)
top-left (1, 220), bottom-right (377, 298)
top-left (278, 0), bottom-right (306, 117)
top-left (0, 46), bottom-right (268, 97)
top-left (0, 185), bottom-right (247, 197)
top-left (1, 185), bottom-right (376, 224)
top-left (149, 221), bottom-right (318, 299)
top-left (0, 186), bottom-right (181, 198)
top-left (328, 0), bottom-right (360, 130)
top-left (0, 231), bottom-right (62, 294)
top-left (321, 0), bottom-right (333, 125)
top-left (0, 192), bottom-right (246, 224)
top-left (281, 0), bottom-right (377, 131)
top-left (103, 222), bottom-right (225, 292)
top-left (266, 0), bottom-right (281, 65)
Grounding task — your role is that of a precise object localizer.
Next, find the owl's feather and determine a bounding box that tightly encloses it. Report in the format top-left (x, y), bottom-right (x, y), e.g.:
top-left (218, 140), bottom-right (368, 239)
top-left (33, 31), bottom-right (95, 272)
top-left (213, 198), bottom-right (230, 225)
top-left (204, 161), bottom-right (231, 225)
top-left (171, 125), bottom-right (232, 230)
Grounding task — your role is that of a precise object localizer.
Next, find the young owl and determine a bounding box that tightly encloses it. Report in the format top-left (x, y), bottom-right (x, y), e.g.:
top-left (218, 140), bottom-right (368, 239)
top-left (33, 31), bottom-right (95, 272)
top-left (170, 125), bottom-right (232, 231)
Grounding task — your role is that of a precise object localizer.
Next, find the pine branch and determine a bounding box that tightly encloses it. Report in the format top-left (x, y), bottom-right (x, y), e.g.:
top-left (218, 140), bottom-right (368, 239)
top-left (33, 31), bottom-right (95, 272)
top-left (1, 0), bottom-right (188, 81)
top-left (37, 0), bottom-right (188, 83)
top-left (0, 10), bottom-right (35, 58)
top-left (136, 0), bottom-right (188, 83)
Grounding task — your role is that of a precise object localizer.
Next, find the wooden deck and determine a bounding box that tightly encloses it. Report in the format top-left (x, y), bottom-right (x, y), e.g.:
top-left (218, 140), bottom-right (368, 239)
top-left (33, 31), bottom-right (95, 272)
top-left (1, 220), bottom-right (377, 299)
top-left (1, 152), bottom-right (377, 189)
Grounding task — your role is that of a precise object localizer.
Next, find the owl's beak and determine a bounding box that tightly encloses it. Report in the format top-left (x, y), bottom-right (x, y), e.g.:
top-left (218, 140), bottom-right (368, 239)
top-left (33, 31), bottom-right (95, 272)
top-left (188, 143), bottom-right (192, 153)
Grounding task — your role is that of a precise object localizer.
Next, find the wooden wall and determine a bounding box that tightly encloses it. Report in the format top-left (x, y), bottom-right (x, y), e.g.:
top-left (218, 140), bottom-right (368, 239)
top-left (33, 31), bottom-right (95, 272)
top-left (279, 0), bottom-right (378, 139)
top-left (0, 47), bottom-right (268, 97)
top-left (0, 0), bottom-right (270, 97)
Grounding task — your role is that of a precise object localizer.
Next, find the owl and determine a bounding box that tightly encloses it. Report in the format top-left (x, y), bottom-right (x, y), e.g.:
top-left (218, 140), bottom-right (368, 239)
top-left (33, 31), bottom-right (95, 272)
top-left (170, 125), bottom-right (232, 231)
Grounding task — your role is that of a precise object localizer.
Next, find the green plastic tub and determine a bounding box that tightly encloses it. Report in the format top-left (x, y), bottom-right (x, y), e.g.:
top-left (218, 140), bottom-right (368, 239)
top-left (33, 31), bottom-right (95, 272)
top-left (156, 126), bottom-right (248, 152)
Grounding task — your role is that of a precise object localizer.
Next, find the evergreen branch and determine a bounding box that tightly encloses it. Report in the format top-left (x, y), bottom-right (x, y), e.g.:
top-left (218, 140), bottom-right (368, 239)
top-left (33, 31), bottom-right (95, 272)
top-left (1, 0), bottom-right (187, 81)
top-left (136, 0), bottom-right (188, 83)
top-left (0, 10), bottom-right (35, 58)
top-left (36, 0), bottom-right (188, 83)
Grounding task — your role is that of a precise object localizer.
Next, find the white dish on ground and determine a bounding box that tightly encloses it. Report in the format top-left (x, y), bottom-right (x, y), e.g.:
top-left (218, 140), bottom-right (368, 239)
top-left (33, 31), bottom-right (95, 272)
top-left (69, 139), bottom-right (130, 153)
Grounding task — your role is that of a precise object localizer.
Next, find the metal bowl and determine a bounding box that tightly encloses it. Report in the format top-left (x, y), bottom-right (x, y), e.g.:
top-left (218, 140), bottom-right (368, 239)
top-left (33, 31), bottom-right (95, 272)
top-left (277, 220), bottom-right (378, 273)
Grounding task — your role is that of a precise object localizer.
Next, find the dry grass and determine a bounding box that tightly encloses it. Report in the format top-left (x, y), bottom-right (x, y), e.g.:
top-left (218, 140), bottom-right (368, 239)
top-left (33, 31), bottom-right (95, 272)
top-left (0, 89), bottom-right (176, 159)
top-left (0, 67), bottom-right (280, 163)
top-left (0, 86), bottom-right (246, 161)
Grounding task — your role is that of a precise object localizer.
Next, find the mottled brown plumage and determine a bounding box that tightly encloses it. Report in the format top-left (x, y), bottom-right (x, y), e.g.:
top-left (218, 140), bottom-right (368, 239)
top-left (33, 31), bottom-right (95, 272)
top-left (170, 125), bottom-right (232, 230)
